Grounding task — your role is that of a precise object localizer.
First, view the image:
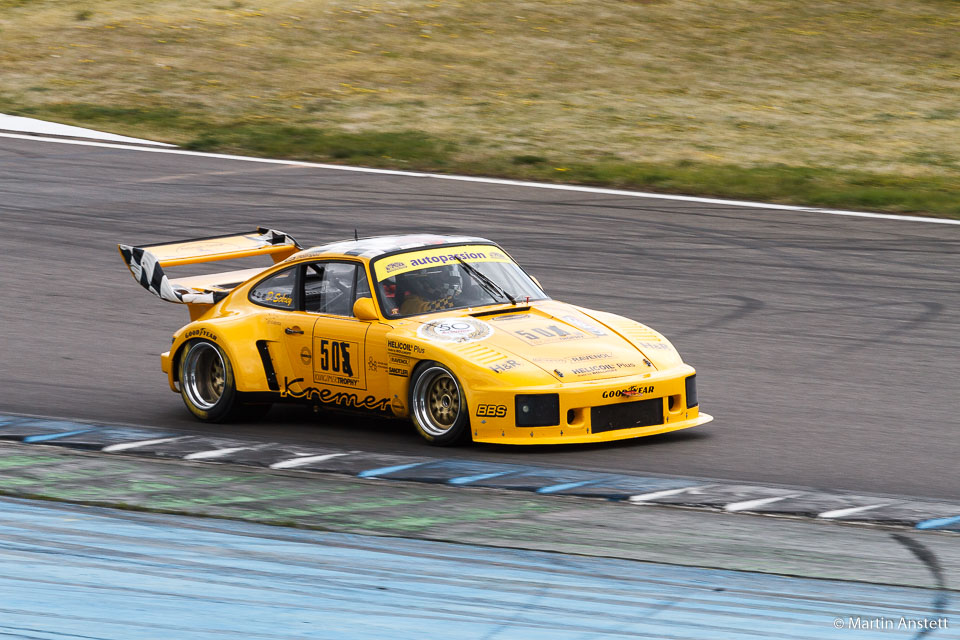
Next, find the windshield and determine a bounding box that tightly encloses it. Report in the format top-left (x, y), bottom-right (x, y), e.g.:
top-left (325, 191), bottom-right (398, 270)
top-left (371, 244), bottom-right (548, 318)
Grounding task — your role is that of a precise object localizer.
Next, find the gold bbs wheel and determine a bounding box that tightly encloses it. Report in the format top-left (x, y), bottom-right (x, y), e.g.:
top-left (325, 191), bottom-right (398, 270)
top-left (410, 363), bottom-right (470, 445)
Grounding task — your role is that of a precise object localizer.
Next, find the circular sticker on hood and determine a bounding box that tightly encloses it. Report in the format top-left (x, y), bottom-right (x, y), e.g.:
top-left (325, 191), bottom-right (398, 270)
top-left (417, 318), bottom-right (493, 343)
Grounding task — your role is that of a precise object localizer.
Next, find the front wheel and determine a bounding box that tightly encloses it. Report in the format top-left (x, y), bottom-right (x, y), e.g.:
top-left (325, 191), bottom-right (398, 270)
top-left (409, 362), bottom-right (471, 446)
top-left (179, 339), bottom-right (268, 422)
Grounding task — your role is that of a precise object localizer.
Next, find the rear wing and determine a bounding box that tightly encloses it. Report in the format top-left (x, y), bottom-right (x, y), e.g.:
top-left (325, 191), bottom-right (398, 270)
top-left (118, 228), bottom-right (302, 306)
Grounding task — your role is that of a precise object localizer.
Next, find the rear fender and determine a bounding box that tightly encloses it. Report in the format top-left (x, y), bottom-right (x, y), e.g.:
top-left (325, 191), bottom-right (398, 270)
top-left (169, 320), bottom-right (269, 393)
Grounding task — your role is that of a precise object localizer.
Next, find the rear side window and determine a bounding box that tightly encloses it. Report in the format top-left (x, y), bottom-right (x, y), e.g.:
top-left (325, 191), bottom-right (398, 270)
top-left (249, 267), bottom-right (297, 309)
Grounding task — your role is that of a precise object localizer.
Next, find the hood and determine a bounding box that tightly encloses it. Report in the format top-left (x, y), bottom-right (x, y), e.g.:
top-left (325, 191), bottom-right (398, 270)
top-left (411, 302), bottom-right (658, 382)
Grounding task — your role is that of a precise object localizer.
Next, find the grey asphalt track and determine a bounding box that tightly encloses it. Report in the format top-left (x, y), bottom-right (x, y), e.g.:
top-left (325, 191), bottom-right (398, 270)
top-left (1, 136), bottom-right (957, 499)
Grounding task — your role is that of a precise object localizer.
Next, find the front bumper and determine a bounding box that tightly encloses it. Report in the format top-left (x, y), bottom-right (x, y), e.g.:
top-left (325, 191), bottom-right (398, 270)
top-left (468, 365), bottom-right (712, 445)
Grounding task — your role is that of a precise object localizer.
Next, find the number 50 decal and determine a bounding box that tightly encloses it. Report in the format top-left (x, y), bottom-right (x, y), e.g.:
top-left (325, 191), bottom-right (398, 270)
top-left (319, 339), bottom-right (354, 377)
top-left (313, 337), bottom-right (365, 389)
top-left (512, 324), bottom-right (584, 345)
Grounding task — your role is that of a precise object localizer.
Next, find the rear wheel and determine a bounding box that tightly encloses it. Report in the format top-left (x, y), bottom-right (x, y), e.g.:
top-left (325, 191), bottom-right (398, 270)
top-left (409, 362), bottom-right (471, 446)
top-left (179, 340), bottom-right (270, 422)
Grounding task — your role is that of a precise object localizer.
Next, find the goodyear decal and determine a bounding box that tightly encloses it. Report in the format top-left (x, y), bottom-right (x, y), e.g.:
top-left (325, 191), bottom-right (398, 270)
top-left (184, 327), bottom-right (218, 342)
top-left (602, 385), bottom-right (655, 399)
top-left (373, 244), bottom-right (513, 279)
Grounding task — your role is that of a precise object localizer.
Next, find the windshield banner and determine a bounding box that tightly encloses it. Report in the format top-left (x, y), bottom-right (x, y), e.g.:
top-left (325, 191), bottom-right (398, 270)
top-left (373, 245), bottom-right (513, 280)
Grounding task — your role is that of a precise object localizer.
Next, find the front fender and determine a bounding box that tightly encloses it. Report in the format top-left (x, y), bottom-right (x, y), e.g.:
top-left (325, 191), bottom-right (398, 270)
top-left (383, 330), bottom-right (557, 417)
top-left (575, 307), bottom-right (684, 370)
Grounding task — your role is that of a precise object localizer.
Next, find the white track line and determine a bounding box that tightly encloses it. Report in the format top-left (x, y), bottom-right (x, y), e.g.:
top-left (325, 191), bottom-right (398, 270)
top-left (102, 436), bottom-right (186, 452)
top-left (269, 453), bottom-right (348, 469)
top-left (2, 131), bottom-right (958, 226)
top-left (184, 446), bottom-right (252, 460)
top-left (724, 494), bottom-right (800, 513)
top-left (628, 487), bottom-right (697, 503)
top-left (0, 114), bottom-right (174, 146)
top-left (818, 504), bottom-right (889, 519)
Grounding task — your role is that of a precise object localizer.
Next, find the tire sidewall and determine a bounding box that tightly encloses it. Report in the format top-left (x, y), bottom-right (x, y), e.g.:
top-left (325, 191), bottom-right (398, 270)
top-left (179, 339), bottom-right (238, 422)
top-left (409, 361), bottom-right (472, 446)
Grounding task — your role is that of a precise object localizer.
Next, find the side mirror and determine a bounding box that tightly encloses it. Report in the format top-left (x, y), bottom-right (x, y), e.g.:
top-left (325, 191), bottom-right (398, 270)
top-left (353, 296), bottom-right (379, 321)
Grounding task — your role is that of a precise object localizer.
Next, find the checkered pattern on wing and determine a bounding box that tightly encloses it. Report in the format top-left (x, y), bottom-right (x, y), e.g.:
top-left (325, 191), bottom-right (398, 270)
top-left (119, 242), bottom-right (236, 306)
top-left (119, 244), bottom-right (179, 303)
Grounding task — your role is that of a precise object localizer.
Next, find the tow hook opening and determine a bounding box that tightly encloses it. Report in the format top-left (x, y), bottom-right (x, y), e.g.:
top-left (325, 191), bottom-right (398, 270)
top-left (668, 394), bottom-right (682, 414)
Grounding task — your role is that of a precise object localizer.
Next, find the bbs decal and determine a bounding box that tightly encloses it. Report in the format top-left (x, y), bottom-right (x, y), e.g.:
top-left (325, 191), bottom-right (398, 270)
top-left (476, 404), bottom-right (508, 418)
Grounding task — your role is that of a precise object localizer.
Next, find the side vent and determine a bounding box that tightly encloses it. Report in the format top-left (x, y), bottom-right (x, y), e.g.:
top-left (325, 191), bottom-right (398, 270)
top-left (256, 340), bottom-right (280, 391)
top-left (616, 323), bottom-right (663, 341)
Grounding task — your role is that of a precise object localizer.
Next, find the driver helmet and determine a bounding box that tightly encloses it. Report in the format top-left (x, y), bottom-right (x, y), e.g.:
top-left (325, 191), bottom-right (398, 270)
top-left (400, 267), bottom-right (461, 300)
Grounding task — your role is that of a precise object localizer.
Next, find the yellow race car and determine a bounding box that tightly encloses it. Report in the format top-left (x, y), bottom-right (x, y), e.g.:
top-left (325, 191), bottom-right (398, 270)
top-left (119, 228), bottom-right (712, 445)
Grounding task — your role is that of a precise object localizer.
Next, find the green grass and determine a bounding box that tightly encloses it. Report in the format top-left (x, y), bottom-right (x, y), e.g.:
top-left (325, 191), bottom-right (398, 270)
top-left (183, 123), bottom-right (457, 165)
top-left (1, 0), bottom-right (959, 217)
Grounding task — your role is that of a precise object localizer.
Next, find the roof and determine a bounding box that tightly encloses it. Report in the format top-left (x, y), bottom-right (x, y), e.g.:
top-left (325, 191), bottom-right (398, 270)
top-left (289, 234), bottom-right (493, 261)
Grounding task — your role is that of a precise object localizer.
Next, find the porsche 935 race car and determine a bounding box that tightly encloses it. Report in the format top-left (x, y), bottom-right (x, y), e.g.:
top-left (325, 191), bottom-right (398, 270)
top-left (119, 228), bottom-right (712, 445)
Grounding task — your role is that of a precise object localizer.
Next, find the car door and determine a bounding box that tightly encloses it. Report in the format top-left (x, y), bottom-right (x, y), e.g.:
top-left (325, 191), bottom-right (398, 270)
top-left (293, 260), bottom-right (390, 411)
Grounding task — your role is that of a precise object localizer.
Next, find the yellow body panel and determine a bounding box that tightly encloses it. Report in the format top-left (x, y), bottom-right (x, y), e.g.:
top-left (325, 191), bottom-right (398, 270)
top-left (145, 236), bottom-right (711, 445)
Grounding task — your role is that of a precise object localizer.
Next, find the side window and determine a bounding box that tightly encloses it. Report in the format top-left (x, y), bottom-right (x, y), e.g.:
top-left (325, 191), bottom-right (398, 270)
top-left (249, 267), bottom-right (297, 310)
top-left (356, 265), bottom-right (371, 301)
top-left (304, 262), bottom-right (366, 316)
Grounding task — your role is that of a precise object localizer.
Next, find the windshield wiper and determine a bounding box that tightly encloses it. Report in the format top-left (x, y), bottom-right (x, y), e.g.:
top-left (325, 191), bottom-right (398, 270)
top-left (456, 257), bottom-right (517, 305)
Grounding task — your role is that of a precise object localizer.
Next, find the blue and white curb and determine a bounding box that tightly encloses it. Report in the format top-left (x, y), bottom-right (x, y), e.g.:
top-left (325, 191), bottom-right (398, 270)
top-left (1, 412), bottom-right (958, 532)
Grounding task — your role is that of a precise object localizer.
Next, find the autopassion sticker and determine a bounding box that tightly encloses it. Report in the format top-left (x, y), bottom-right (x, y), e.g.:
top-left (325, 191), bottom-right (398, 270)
top-left (417, 318), bottom-right (494, 343)
top-left (373, 244), bottom-right (513, 280)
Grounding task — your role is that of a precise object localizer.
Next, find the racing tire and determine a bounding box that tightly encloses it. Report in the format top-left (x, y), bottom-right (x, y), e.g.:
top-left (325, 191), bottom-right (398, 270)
top-left (409, 362), bottom-right (472, 446)
top-left (179, 339), bottom-right (269, 423)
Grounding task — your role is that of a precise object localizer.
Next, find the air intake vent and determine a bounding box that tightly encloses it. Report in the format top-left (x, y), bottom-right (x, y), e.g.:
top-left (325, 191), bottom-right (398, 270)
top-left (591, 398), bottom-right (663, 434)
top-left (451, 344), bottom-right (508, 365)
